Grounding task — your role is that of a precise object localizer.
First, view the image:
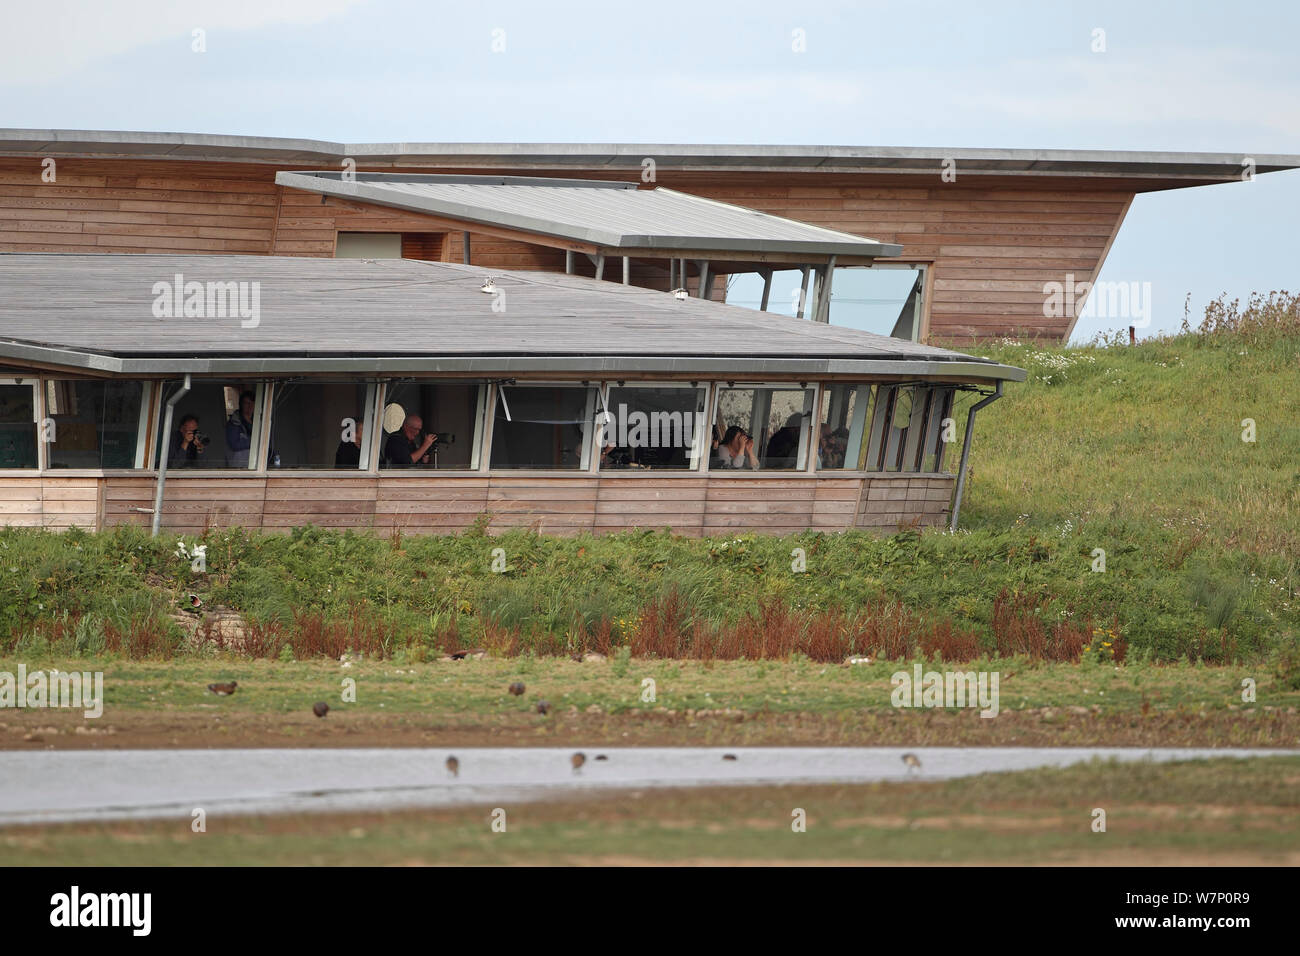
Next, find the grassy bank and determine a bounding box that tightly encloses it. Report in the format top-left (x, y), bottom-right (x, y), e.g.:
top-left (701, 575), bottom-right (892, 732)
top-left (0, 293), bottom-right (1297, 666)
top-left (8, 756), bottom-right (1298, 865)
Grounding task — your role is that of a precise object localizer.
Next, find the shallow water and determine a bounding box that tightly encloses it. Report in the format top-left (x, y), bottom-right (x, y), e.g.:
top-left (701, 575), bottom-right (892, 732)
top-left (0, 746), bottom-right (1293, 825)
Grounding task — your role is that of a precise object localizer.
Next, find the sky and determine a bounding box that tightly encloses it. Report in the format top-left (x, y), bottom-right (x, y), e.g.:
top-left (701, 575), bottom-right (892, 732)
top-left (2, 0), bottom-right (1296, 342)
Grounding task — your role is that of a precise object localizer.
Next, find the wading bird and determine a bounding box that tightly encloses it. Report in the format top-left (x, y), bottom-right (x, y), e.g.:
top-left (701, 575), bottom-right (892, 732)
top-left (902, 753), bottom-right (921, 773)
top-left (446, 756), bottom-right (459, 777)
top-left (312, 702), bottom-right (329, 718)
top-left (571, 752), bottom-right (586, 773)
top-left (508, 682), bottom-right (525, 696)
top-left (536, 700), bottom-right (550, 716)
top-left (722, 754), bottom-right (738, 761)
top-left (206, 681), bottom-right (237, 696)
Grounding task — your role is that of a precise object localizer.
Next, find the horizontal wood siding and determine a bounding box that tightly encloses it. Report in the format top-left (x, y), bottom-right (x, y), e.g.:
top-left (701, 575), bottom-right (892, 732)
top-left (0, 158), bottom-right (1136, 341)
top-left (2, 474), bottom-right (960, 536)
top-left (855, 475), bottom-right (955, 530)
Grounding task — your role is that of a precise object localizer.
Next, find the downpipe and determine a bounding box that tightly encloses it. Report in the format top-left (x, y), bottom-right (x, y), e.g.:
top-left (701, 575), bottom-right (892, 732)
top-left (150, 375), bottom-right (191, 537)
top-left (949, 380), bottom-right (1002, 532)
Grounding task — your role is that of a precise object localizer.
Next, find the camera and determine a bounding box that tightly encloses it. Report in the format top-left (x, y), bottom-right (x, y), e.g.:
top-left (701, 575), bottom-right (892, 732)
top-left (434, 432), bottom-right (455, 444)
top-left (194, 432), bottom-right (210, 446)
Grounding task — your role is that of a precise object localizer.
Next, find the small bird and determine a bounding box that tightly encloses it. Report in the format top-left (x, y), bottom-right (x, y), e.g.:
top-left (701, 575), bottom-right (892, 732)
top-left (508, 681), bottom-right (525, 696)
top-left (188, 594), bottom-right (203, 609)
top-left (446, 755), bottom-right (459, 777)
top-left (571, 752), bottom-right (586, 773)
top-left (207, 681), bottom-right (237, 696)
top-left (536, 700), bottom-right (550, 716)
top-left (312, 701), bottom-right (329, 718)
top-left (902, 752), bottom-right (921, 772)
top-left (722, 753), bottom-right (738, 761)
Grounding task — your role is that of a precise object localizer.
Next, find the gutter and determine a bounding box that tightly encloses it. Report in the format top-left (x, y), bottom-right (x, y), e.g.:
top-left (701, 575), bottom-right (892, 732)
top-left (150, 374), bottom-right (190, 537)
top-left (948, 380), bottom-right (1002, 532)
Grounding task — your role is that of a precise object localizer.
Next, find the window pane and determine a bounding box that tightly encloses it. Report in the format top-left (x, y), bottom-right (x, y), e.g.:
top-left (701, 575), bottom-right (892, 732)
top-left (45, 380), bottom-right (145, 469)
top-left (816, 384), bottom-right (873, 470)
top-left (711, 386), bottom-right (814, 472)
top-left (921, 387), bottom-right (955, 473)
top-left (489, 385), bottom-right (594, 470)
top-left (157, 382), bottom-right (263, 470)
top-left (0, 384), bottom-right (37, 469)
top-left (269, 383), bottom-right (372, 470)
top-left (381, 382), bottom-right (486, 470)
top-left (600, 386), bottom-right (705, 470)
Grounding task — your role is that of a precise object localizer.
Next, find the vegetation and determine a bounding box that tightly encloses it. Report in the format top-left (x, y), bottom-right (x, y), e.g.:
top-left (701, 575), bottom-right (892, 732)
top-left (1, 292), bottom-right (1296, 664)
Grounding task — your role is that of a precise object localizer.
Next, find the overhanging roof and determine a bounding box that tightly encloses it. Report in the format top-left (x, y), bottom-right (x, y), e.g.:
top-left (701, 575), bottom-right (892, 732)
top-left (274, 171), bottom-right (902, 259)
top-left (1, 129), bottom-right (1296, 184)
top-left (0, 254), bottom-right (1024, 382)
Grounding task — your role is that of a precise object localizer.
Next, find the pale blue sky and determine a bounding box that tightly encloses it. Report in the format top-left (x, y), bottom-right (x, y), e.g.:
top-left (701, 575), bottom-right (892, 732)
top-left (3, 0), bottom-right (1296, 342)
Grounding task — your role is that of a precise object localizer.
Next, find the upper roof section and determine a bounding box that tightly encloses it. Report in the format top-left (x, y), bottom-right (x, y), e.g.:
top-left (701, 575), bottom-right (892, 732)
top-left (274, 171), bottom-right (902, 259)
top-left (1, 129), bottom-right (1297, 185)
top-left (0, 254), bottom-right (1024, 382)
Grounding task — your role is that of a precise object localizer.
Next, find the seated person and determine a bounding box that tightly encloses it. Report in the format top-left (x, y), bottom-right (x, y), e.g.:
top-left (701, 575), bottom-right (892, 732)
top-left (383, 414), bottom-right (436, 467)
top-left (817, 424), bottom-right (851, 469)
top-left (335, 418), bottom-right (363, 469)
top-left (225, 390), bottom-right (255, 467)
top-left (713, 425), bottom-right (759, 470)
top-left (764, 413), bottom-right (803, 468)
top-left (168, 414), bottom-right (205, 468)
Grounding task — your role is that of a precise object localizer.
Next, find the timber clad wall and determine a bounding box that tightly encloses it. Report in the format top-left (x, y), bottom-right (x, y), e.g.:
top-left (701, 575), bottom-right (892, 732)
top-left (3, 475), bottom-right (955, 536)
top-left (0, 157), bottom-right (1135, 340)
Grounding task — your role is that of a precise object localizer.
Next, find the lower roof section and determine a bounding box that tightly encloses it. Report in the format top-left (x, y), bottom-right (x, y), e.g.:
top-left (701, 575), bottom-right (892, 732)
top-left (0, 254), bottom-right (1024, 383)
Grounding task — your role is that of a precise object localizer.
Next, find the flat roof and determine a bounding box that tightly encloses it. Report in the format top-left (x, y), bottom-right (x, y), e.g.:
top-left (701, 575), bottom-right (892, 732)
top-left (274, 171), bottom-right (901, 258)
top-left (0, 254), bottom-right (1024, 382)
top-left (1, 129), bottom-right (1296, 182)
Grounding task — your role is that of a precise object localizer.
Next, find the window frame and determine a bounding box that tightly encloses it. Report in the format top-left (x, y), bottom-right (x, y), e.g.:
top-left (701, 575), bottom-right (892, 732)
top-left (707, 381), bottom-right (820, 475)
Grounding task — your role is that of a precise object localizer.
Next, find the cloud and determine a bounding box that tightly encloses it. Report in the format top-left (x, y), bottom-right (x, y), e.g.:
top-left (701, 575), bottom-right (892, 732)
top-left (0, 0), bottom-right (370, 84)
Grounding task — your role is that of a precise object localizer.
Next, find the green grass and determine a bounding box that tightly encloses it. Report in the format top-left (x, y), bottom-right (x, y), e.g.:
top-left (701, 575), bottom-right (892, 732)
top-left (1, 294), bottom-right (1297, 664)
top-left (8, 756), bottom-right (1298, 865)
top-left (6, 655), bottom-right (1296, 717)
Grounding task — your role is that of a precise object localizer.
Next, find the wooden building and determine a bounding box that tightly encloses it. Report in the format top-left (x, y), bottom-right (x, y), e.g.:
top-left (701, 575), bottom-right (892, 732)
top-left (1, 130), bottom-right (1295, 341)
top-left (0, 254), bottom-right (1022, 536)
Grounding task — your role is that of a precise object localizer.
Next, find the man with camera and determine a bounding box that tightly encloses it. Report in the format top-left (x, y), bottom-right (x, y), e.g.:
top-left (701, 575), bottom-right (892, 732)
top-left (168, 414), bottom-right (206, 468)
top-left (383, 413), bottom-right (438, 467)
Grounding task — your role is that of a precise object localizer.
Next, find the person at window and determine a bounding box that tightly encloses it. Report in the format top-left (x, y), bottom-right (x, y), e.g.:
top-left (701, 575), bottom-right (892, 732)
top-left (225, 390), bottom-right (255, 467)
top-left (169, 414), bottom-right (205, 468)
top-left (714, 425), bottom-right (759, 470)
top-left (384, 414), bottom-right (436, 467)
top-left (335, 419), bottom-right (363, 469)
top-left (765, 413), bottom-right (803, 468)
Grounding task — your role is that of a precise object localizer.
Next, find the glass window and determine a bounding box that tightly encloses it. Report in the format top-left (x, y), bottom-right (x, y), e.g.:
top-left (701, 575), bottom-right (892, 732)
top-left (815, 384), bottom-right (874, 470)
top-left (866, 385), bottom-right (953, 473)
top-left (0, 381), bottom-right (38, 469)
top-left (599, 385), bottom-right (706, 471)
top-left (45, 380), bottom-right (147, 469)
top-left (380, 382), bottom-right (487, 470)
top-left (489, 385), bottom-right (595, 470)
top-left (268, 382), bottom-right (375, 470)
top-left (710, 385), bottom-right (815, 472)
top-left (920, 387), bottom-right (955, 474)
top-left (156, 382), bottom-right (265, 470)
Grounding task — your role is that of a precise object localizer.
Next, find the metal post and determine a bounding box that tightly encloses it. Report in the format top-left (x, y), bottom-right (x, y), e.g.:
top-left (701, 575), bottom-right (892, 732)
top-left (816, 256), bottom-right (837, 323)
top-left (669, 258), bottom-right (676, 289)
top-left (151, 374), bottom-right (191, 537)
top-left (697, 261), bottom-right (710, 298)
top-left (759, 269), bottom-right (772, 311)
top-left (949, 381), bottom-right (1003, 531)
top-left (622, 256), bottom-right (630, 285)
top-left (594, 254), bottom-right (606, 281)
top-left (565, 250), bottom-right (574, 275)
top-left (797, 266), bottom-right (811, 319)
top-left (462, 232), bottom-right (471, 264)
